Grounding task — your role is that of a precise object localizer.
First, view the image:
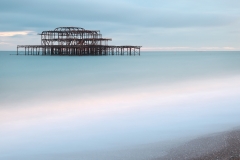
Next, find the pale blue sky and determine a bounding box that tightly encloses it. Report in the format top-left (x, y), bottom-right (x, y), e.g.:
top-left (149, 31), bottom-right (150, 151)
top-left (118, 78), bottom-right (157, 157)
top-left (0, 0), bottom-right (240, 50)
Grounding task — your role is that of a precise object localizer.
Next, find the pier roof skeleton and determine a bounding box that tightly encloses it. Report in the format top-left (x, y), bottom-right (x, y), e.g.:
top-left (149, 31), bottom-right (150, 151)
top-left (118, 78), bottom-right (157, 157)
top-left (17, 27), bottom-right (141, 56)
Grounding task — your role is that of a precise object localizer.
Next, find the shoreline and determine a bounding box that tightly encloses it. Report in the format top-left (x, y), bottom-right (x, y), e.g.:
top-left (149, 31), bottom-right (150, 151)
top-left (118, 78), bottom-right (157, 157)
top-left (157, 127), bottom-right (240, 160)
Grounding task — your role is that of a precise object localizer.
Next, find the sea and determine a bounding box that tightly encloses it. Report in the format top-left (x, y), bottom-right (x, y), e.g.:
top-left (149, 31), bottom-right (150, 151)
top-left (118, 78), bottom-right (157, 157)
top-left (0, 51), bottom-right (240, 160)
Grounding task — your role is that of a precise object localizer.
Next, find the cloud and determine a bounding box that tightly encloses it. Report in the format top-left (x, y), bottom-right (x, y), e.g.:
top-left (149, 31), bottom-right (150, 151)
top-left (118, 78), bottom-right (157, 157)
top-left (223, 47), bottom-right (235, 50)
top-left (0, 0), bottom-right (240, 50)
top-left (199, 47), bottom-right (238, 51)
top-left (0, 0), bottom-right (238, 32)
top-left (142, 47), bottom-right (190, 51)
top-left (0, 31), bottom-right (33, 37)
top-left (0, 42), bottom-right (10, 45)
top-left (142, 46), bottom-right (238, 51)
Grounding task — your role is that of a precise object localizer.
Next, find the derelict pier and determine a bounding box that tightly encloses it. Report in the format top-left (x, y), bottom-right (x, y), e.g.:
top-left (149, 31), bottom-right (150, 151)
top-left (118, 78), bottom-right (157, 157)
top-left (17, 27), bottom-right (141, 56)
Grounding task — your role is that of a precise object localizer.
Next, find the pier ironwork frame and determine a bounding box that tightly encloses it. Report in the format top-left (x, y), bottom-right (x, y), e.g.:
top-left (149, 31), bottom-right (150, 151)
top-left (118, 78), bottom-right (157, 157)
top-left (17, 27), bottom-right (141, 56)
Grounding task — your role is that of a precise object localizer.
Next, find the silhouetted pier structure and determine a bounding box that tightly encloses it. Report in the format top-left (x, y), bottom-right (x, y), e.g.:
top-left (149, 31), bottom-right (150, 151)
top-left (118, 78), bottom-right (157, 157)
top-left (17, 27), bottom-right (141, 56)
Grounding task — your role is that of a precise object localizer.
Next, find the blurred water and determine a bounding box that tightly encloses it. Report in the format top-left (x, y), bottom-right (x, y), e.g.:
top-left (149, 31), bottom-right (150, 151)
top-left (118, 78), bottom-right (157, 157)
top-left (0, 51), bottom-right (240, 159)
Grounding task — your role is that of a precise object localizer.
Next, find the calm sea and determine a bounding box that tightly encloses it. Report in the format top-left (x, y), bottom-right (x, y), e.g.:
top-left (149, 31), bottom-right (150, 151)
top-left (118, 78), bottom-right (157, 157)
top-left (1, 51), bottom-right (240, 160)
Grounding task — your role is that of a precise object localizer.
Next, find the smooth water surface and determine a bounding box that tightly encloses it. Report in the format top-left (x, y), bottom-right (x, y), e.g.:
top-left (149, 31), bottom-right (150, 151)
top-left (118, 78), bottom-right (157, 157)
top-left (1, 51), bottom-right (240, 159)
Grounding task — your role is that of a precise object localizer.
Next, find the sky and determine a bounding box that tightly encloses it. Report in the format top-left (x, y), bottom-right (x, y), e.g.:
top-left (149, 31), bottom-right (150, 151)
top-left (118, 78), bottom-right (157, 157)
top-left (0, 0), bottom-right (240, 51)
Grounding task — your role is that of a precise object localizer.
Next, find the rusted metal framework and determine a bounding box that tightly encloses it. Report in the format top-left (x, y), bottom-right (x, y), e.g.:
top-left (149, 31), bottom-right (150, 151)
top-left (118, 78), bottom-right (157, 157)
top-left (17, 27), bottom-right (141, 56)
